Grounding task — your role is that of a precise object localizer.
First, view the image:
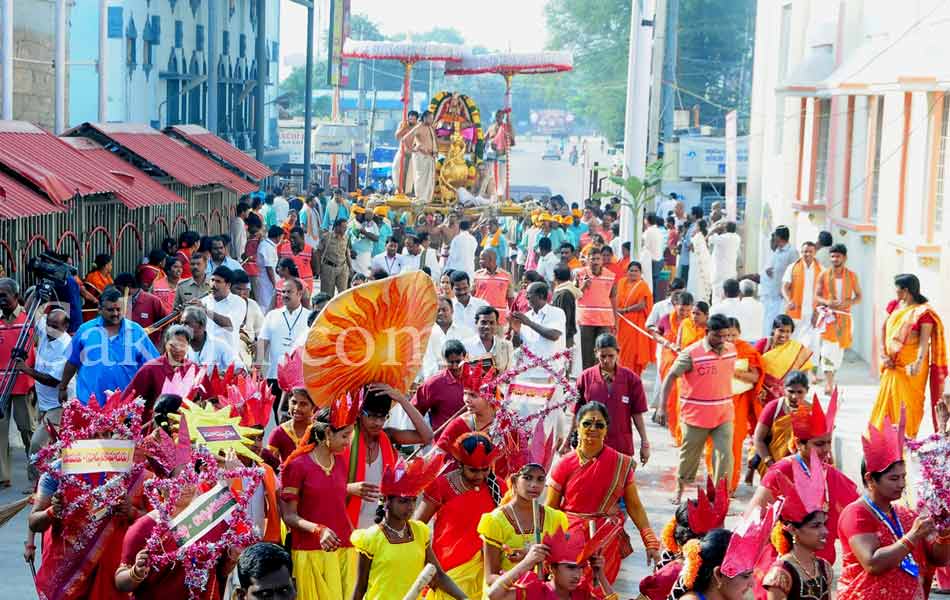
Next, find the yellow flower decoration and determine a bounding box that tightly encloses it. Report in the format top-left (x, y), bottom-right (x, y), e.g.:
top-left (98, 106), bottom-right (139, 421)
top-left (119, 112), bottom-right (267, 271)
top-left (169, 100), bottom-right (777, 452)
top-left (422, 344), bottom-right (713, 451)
top-left (681, 539), bottom-right (702, 590)
top-left (662, 517), bottom-right (679, 554)
top-left (770, 520), bottom-right (791, 555)
top-left (303, 271), bottom-right (438, 407)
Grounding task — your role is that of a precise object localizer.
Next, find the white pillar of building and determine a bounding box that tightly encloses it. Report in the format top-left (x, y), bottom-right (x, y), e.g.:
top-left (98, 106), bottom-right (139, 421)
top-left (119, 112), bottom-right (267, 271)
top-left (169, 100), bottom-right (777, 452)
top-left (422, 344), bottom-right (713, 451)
top-left (2, 0), bottom-right (13, 120)
top-left (98, 0), bottom-right (107, 122)
top-left (54, 0), bottom-right (66, 133)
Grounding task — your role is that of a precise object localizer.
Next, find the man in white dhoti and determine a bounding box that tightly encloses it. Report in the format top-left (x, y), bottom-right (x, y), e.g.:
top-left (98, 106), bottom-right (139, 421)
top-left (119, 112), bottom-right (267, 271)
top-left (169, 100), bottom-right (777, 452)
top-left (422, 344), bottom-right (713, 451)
top-left (760, 225), bottom-right (797, 337)
top-left (408, 111), bottom-right (437, 204)
top-left (707, 221), bottom-right (741, 303)
top-left (393, 110), bottom-right (418, 195)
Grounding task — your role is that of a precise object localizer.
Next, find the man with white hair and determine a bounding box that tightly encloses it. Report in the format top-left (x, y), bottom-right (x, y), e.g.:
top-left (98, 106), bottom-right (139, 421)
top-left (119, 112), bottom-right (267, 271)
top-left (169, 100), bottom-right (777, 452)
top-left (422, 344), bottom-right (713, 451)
top-left (736, 279), bottom-right (765, 342)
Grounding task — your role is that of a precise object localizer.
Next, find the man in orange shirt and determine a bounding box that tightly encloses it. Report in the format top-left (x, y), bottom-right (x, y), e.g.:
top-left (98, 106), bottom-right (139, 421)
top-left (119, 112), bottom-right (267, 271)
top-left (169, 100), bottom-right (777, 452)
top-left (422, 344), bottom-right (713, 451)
top-left (575, 250), bottom-right (618, 369)
top-left (472, 248), bottom-right (513, 325)
top-left (814, 244), bottom-right (861, 395)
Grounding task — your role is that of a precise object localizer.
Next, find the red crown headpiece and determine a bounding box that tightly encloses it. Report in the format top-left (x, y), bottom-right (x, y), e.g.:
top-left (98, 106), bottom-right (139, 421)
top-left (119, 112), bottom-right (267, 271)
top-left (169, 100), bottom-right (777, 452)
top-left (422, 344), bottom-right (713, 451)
top-left (277, 348), bottom-right (305, 392)
top-left (201, 364), bottom-right (237, 401)
top-left (450, 432), bottom-right (500, 468)
top-left (459, 361), bottom-right (496, 393)
top-left (144, 414), bottom-right (193, 476)
top-left (161, 365), bottom-right (206, 402)
top-left (686, 477), bottom-right (730, 534)
top-left (721, 500), bottom-right (782, 577)
top-left (330, 391), bottom-right (360, 429)
top-left (502, 418), bottom-right (557, 479)
top-left (779, 449), bottom-right (828, 523)
top-left (543, 520), bottom-right (624, 565)
top-left (219, 373), bottom-right (276, 428)
top-left (862, 409), bottom-right (906, 474)
top-left (380, 454), bottom-right (445, 498)
top-left (791, 389), bottom-right (838, 441)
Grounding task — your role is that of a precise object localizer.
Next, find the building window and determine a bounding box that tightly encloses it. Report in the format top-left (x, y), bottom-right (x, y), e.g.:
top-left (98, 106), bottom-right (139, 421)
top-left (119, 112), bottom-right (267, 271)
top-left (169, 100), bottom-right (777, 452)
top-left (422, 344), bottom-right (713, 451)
top-left (126, 17), bottom-right (138, 74)
top-left (936, 95), bottom-right (950, 234)
top-left (812, 99), bottom-right (831, 203)
top-left (143, 16), bottom-right (160, 78)
top-left (870, 97), bottom-right (885, 219)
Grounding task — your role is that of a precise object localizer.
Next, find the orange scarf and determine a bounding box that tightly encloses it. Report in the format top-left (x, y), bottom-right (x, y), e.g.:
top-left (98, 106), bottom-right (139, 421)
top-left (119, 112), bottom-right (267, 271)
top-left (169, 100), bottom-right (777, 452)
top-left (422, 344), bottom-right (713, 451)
top-left (788, 259), bottom-right (821, 320)
top-left (819, 268), bottom-right (857, 347)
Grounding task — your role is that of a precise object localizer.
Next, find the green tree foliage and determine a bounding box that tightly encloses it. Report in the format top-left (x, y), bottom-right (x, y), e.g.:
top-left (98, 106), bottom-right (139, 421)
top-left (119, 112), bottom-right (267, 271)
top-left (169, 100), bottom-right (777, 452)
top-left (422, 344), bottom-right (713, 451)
top-left (544, 0), bottom-right (755, 140)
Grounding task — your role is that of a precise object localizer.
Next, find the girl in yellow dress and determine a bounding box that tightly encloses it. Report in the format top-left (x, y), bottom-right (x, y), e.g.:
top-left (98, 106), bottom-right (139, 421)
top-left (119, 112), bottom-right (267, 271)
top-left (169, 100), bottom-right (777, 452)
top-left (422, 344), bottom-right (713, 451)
top-left (478, 462), bottom-right (569, 589)
top-left (350, 454), bottom-right (467, 600)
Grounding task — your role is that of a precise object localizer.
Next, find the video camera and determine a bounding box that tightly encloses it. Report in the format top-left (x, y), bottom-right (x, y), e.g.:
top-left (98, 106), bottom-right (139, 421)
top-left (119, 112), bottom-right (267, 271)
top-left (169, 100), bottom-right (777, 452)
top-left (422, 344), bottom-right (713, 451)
top-left (27, 251), bottom-right (77, 286)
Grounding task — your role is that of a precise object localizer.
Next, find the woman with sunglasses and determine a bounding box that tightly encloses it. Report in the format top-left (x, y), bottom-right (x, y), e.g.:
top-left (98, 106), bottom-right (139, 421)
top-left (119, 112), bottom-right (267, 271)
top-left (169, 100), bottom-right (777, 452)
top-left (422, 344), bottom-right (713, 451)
top-left (415, 432), bottom-right (500, 600)
top-left (546, 401), bottom-right (661, 584)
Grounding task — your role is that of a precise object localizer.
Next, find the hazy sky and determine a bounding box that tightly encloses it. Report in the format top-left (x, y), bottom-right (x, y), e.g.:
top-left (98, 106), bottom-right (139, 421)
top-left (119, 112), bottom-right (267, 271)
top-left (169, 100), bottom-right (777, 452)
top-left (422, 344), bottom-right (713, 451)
top-left (279, 0), bottom-right (552, 66)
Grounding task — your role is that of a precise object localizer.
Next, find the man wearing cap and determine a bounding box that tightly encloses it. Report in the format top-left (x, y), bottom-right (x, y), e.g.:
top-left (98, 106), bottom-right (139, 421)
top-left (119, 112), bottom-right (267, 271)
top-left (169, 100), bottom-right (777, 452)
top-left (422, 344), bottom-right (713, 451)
top-left (348, 206), bottom-right (380, 276)
top-left (316, 217), bottom-right (351, 295)
top-left (371, 206), bottom-right (393, 256)
top-left (408, 110), bottom-right (438, 204)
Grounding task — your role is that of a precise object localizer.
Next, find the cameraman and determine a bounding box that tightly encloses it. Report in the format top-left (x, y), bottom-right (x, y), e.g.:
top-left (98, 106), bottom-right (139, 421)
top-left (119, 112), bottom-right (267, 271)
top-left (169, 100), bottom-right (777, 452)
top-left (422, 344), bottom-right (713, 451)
top-left (0, 277), bottom-right (35, 490)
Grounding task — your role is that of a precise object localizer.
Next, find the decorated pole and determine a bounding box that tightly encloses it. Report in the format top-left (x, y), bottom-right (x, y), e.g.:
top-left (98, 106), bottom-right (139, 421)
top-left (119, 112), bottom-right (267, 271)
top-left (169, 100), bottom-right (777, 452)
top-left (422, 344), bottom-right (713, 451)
top-left (504, 73), bottom-right (513, 203)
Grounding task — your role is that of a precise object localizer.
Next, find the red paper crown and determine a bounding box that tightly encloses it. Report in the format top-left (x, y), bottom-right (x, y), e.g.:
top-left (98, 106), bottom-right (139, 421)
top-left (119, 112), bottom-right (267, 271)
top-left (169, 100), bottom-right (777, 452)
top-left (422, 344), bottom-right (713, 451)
top-left (686, 477), bottom-right (730, 534)
top-left (145, 414), bottom-right (193, 476)
top-left (277, 348), bottom-right (305, 392)
top-left (502, 418), bottom-right (557, 479)
top-left (330, 391), bottom-right (360, 429)
top-left (450, 432), bottom-right (500, 468)
top-left (779, 449), bottom-right (827, 523)
top-left (721, 500), bottom-right (782, 577)
top-left (791, 389), bottom-right (838, 441)
top-left (161, 365), bottom-right (206, 401)
top-left (543, 521), bottom-right (624, 564)
top-left (201, 364), bottom-right (237, 401)
top-left (459, 361), bottom-right (496, 393)
top-left (220, 376), bottom-right (275, 428)
top-left (380, 454), bottom-right (445, 498)
top-left (862, 409), bottom-right (906, 474)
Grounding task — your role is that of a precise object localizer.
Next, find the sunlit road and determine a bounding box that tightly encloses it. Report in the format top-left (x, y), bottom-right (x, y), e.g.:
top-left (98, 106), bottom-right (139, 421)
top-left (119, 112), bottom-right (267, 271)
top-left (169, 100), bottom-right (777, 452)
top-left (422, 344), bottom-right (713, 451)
top-left (509, 136), bottom-right (610, 203)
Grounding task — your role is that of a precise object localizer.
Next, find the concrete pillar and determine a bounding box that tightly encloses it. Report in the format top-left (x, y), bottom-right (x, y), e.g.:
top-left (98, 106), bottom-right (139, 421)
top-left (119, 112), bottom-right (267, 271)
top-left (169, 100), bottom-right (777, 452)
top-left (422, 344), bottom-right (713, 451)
top-left (98, 0), bottom-right (107, 121)
top-left (54, 0), bottom-right (66, 132)
top-left (1, 0), bottom-right (12, 120)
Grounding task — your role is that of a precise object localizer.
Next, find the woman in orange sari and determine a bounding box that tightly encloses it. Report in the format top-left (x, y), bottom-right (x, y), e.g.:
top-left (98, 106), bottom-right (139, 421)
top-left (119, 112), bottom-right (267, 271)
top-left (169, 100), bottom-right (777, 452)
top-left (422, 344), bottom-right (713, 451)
top-left (754, 315), bottom-right (814, 406)
top-left (547, 401), bottom-right (661, 584)
top-left (84, 253), bottom-right (114, 297)
top-left (870, 273), bottom-right (948, 439)
top-left (616, 261), bottom-right (654, 375)
top-left (656, 292), bottom-right (695, 446)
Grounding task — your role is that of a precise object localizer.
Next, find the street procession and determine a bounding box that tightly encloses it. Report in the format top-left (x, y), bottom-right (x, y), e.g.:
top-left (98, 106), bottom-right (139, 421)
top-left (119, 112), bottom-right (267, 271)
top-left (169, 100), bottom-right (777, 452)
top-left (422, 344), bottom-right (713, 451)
top-left (3, 0), bottom-right (950, 599)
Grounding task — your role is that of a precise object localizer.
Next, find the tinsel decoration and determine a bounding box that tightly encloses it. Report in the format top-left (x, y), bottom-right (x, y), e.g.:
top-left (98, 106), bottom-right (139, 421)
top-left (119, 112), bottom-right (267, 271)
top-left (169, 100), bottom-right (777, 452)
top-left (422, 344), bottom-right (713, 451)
top-left (906, 433), bottom-right (950, 530)
top-left (142, 445), bottom-right (263, 599)
top-left (342, 40), bottom-right (464, 63)
top-left (34, 393), bottom-right (146, 550)
top-left (444, 51), bottom-right (573, 76)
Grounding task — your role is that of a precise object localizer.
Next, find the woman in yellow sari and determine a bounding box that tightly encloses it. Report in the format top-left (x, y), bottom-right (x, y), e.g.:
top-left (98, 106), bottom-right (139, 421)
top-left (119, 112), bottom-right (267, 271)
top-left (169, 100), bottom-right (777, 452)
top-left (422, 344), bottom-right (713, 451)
top-left (870, 273), bottom-right (948, 439)
top-left (616, 261), bottom-right (655, 375)
top-left (754, 315), bottom-right (814, 406)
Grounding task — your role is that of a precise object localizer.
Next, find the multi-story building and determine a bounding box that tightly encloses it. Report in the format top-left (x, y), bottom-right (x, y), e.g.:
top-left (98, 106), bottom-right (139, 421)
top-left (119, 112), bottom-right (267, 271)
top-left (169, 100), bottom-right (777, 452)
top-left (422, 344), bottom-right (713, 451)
top-left (746, 0), bottom-right (950, 367)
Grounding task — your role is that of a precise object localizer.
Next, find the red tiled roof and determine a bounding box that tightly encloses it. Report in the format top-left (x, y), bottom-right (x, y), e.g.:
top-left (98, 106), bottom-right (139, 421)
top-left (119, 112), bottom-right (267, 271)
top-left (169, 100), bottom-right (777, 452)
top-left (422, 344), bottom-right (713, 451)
top-left (78, 122), bottom-right (257, 194)
top-left (59, 137), bottom-right (185, 209)
top-left (0, 121), bottom-right (122, 203)
top-left (167, 124), bottom-right (273, 180)
top-left (0, 170), bottom-right (66, 219)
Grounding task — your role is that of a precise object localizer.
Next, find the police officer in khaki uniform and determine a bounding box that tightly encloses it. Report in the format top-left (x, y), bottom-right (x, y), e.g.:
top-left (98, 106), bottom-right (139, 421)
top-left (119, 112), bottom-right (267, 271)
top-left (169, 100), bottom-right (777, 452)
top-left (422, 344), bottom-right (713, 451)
top-left (317, 217), bottom-right (352, 295)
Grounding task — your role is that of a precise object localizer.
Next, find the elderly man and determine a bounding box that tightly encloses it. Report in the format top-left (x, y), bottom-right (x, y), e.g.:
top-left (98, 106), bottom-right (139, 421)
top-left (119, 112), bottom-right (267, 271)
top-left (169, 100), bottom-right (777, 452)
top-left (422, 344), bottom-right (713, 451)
top-left (232, 270), bottom-right (264, 366)
top-left (58, 286), bottom-right (158, 408)
top-left (256, 226), bottom-right (283, 311)
top-left (183, 306), bottom-right (243, 374)
top-left (199, 266), bottom-right (246, 349)
top-left (122, 324), bottom-right (196, 418)
top-left (0, 278), bottom-right (35, 488)
top-left (737, 280), bottom-right (765, 344)
top-left (463, 305), bottom-right (514, 372)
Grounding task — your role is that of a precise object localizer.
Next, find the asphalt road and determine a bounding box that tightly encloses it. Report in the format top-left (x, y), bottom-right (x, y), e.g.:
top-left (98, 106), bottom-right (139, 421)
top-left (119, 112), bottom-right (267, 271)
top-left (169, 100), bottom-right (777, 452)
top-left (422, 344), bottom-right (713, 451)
top-left (509, 135), bottom-right (610, 203)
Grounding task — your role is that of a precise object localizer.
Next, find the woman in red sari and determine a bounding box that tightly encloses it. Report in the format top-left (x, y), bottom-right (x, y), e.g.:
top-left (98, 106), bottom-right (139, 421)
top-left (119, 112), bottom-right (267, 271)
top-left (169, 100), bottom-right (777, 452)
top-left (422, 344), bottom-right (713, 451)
top-left (415, 432), bottom-right (500, 600)
top-left (546, 401), bottom-right (660, 583)
top-left (837, 415), bottom-right (950, 600)
top-left (616, 261), bottom-right (655, 375)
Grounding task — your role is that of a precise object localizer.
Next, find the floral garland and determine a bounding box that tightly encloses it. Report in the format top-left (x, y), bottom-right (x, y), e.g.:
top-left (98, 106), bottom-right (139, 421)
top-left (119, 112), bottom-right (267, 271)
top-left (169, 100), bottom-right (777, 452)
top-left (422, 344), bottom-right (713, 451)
top-left (142, 445), bottom-right (263, 599)
top-left (770, 520), bottom-right (791, 555)
top-left (483, 346), bottom-right (579, 459)
top-left (906, 434), bottom-right (950, 530)
top-left (661, 517), bottom-right (679, 553)
top-left (427, 91), bottom-right (486, 162)
top-left (680, 538), bottom-right (702, 589)
top-left (35, 396), bottom-right (146, 549)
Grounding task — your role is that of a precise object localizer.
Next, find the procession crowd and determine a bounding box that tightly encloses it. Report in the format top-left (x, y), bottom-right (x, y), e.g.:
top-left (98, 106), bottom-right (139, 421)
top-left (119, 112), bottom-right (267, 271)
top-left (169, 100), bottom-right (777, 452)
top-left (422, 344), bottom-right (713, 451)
top-left (0, 180), bottom-right (947, 600)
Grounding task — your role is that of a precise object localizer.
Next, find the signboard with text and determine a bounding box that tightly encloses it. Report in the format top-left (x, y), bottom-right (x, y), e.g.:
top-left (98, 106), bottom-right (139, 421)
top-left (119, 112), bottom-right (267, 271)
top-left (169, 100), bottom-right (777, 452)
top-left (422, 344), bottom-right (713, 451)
top-left (326, 0), bottom-right (351, 87)
top-left (678, 136), bottom-right (748, 179)
top-left (61, 439), bottom-right (135, 475)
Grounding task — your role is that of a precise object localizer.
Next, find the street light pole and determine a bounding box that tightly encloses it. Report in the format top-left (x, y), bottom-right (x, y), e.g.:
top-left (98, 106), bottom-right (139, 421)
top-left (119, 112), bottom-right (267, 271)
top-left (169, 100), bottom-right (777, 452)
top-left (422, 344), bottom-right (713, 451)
top-left (255, 0), bottom-right (266, 161)
top-left (303, 3), bottom-right (314, 190)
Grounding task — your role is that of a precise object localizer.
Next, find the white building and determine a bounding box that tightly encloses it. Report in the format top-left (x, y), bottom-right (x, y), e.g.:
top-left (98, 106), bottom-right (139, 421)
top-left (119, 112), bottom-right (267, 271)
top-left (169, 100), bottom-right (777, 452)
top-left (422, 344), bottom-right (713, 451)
top-left (746, 0), bottom-right (950, 367)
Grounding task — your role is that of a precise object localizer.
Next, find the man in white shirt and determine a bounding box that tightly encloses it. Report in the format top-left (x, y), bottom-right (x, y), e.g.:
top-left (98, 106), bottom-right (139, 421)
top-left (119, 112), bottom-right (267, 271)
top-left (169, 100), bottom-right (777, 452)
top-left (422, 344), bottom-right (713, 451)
top-left (207, 235), bottom-right (245, 276)
top-left (760, 226), bottom-right (798, 335)
top-left (272, 188), bottom-right (290, 223)
top-left (232, 270), bottom-right (263, 367)
top-left (444, 219), bottom-right (478, 279)
top-left (302, 194), bottom-right (323, 248)
top-left (781, 241), bottom-right (821, 342)
top-left (370, 236), bottom-right (407, 277)
top-left (656, 192), bottom-right (678, 221)
top-left (229, 202), bottom-right (250, 260)
top-left (255, 226), bottom-right (282, 311)
top-left (511, 281), bottom-right (566, 379)
top-left (710, 278), bottom-right (742, 321)
top-left (463, 305), bottom-right (514, 373)
top-left (642, 215), bottom-right (665, 296)
top-left (402, 232), bottom-right (441, 280)
top-left (707, 221), bottom-right (741, 302)
top-left (450, 270), bottom-right (489, 331)
top-left (737, 279), bottom-right (765, 342)
top-left (421, 296), bottom-right (474, 380)
top-left (200, 266), bottom-right (247, 349)
top-left (257, 278), bottom-right (312, 421)
top-left (535, 236), bottom-right (559, 284)
top-left (182, 305), bottom-right (245, 373)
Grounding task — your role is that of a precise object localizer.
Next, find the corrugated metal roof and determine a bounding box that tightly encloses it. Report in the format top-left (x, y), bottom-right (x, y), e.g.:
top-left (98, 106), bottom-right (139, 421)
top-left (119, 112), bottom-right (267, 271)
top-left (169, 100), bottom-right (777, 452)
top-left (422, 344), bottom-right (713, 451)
top-left (79, 122), bottom-right (251, 192)
top-left (0, 121), bottom-right (122, 203)
top-left (167, 124), bottom-right (273, 180)
top-left (59, 137), bottom-right (185, 209)
top-left (0, 170), bottom-right (66, 219)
